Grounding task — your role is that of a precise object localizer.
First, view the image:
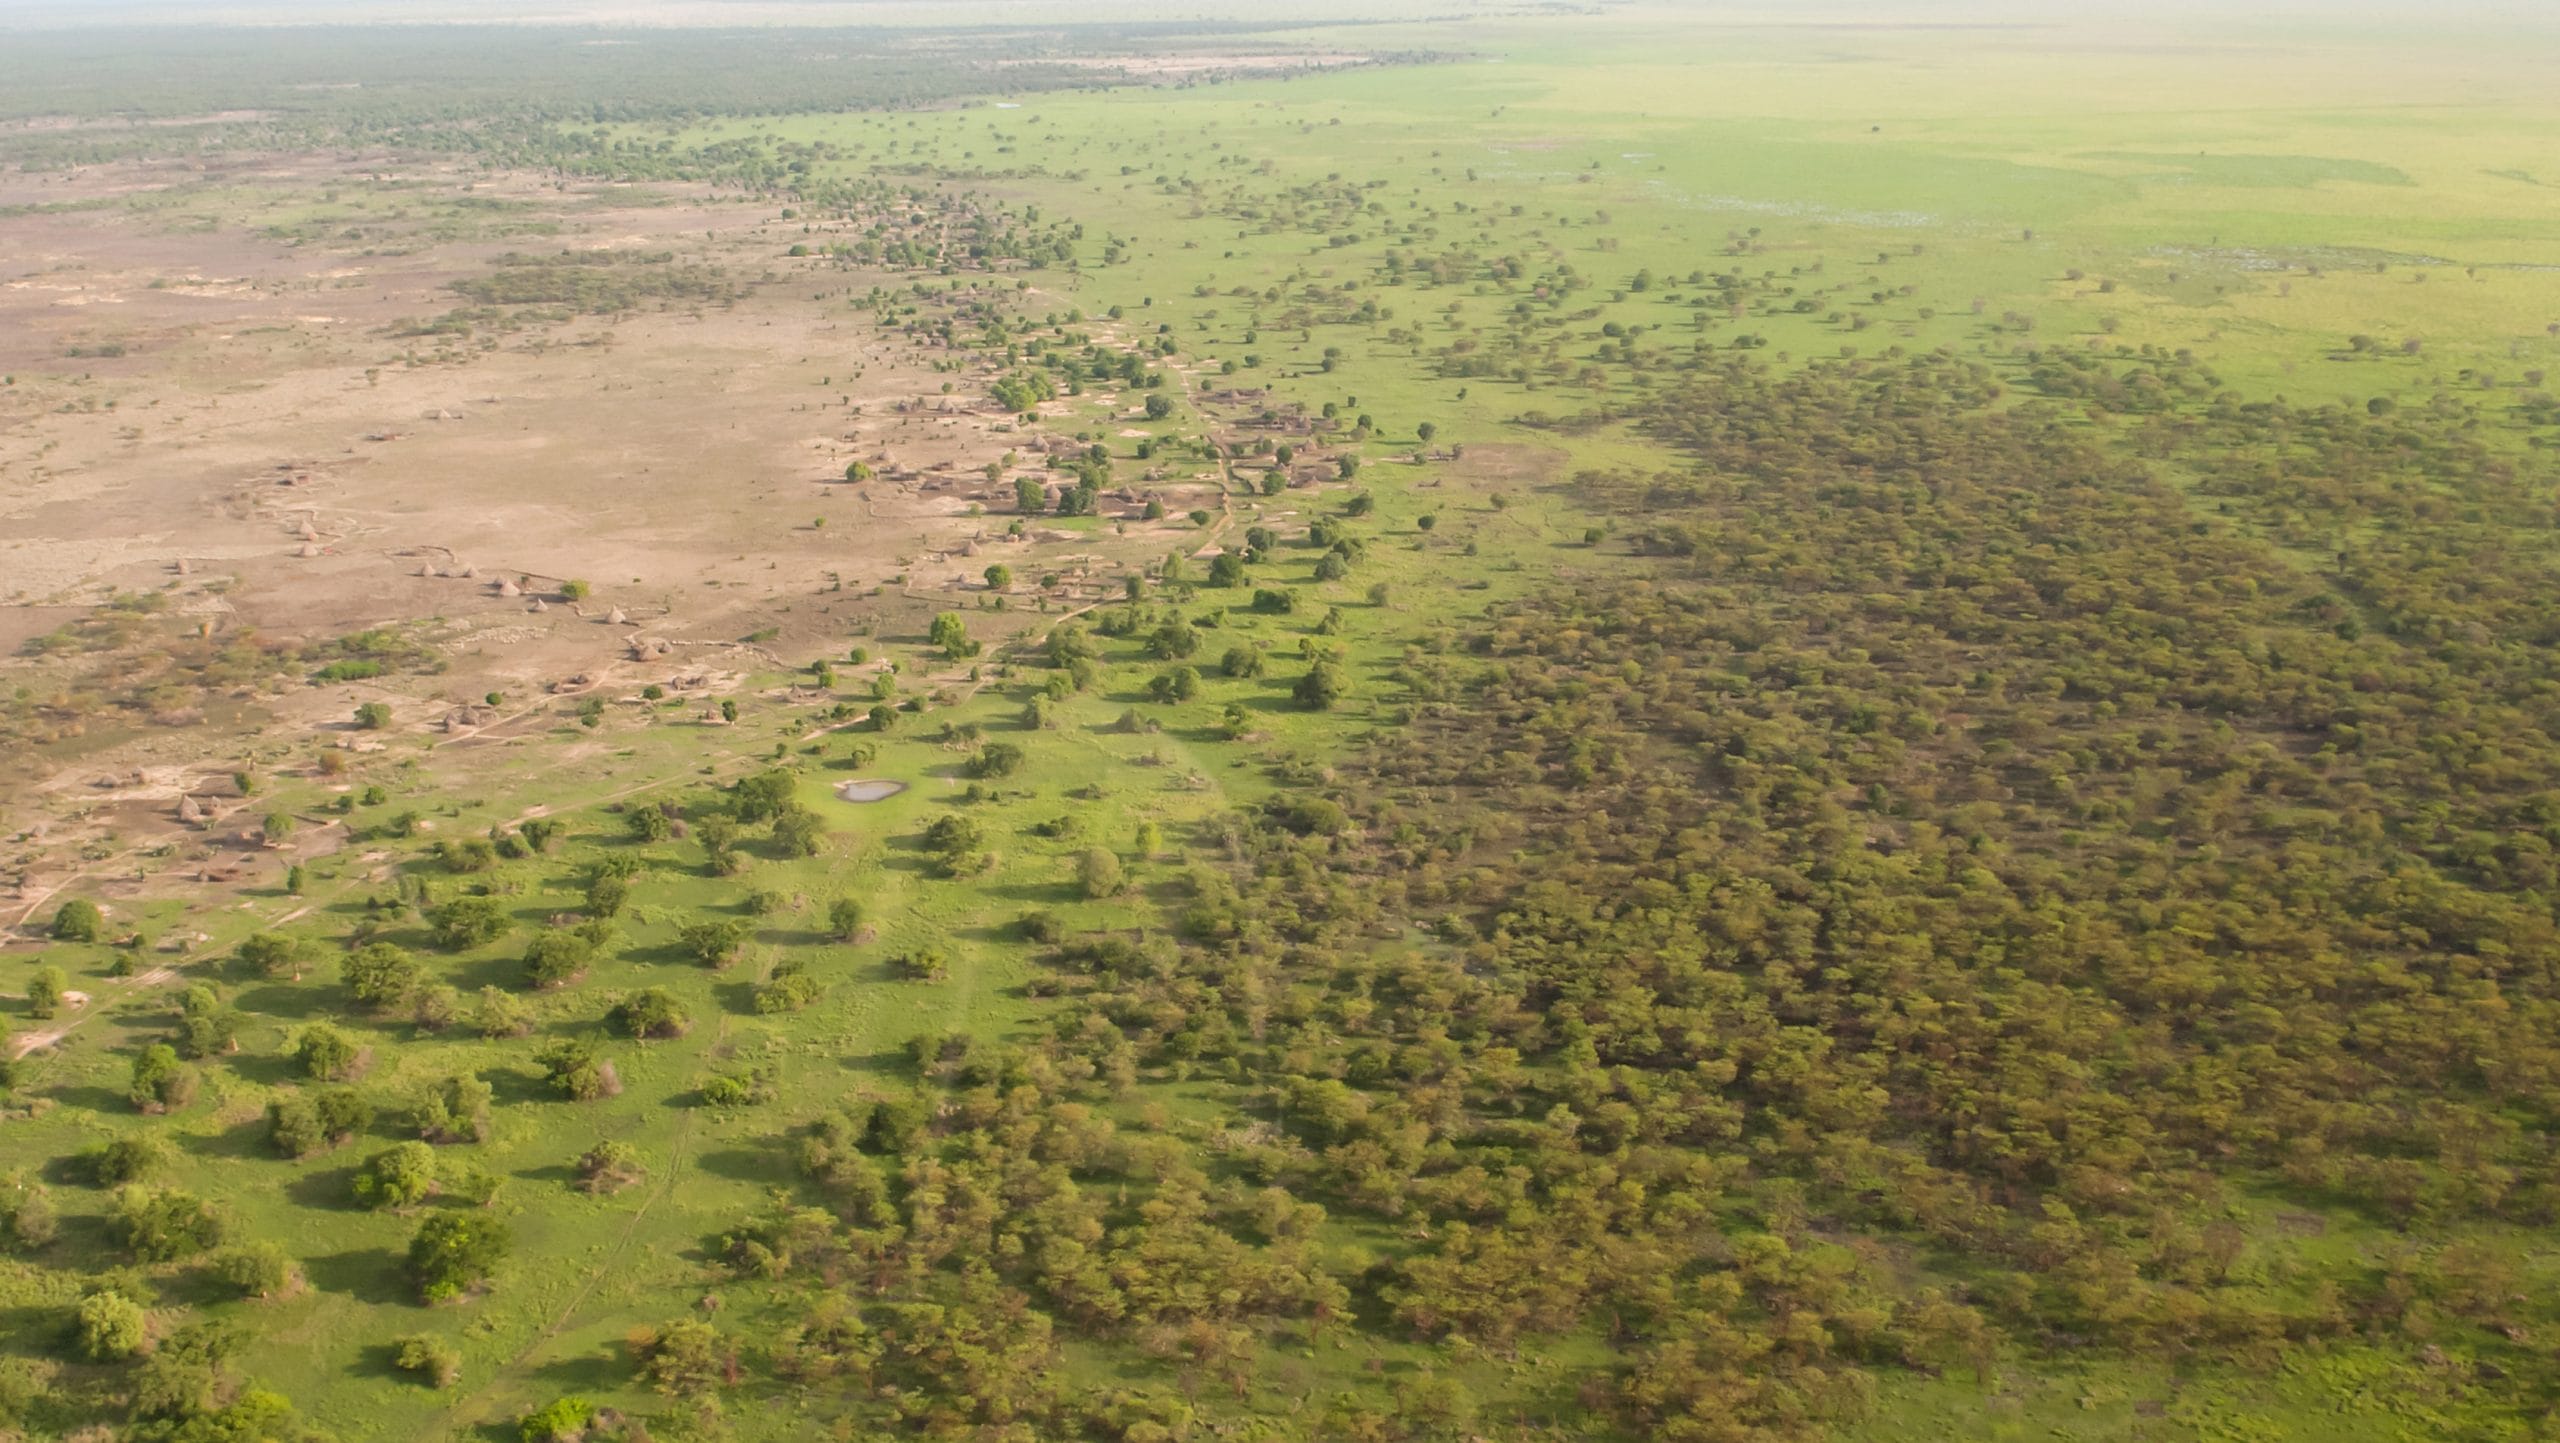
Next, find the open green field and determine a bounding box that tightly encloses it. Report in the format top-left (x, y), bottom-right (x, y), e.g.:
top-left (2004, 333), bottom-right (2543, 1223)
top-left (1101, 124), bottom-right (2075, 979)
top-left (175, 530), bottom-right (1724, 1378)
top-left (6, 6), bottom-right (2560, 1443)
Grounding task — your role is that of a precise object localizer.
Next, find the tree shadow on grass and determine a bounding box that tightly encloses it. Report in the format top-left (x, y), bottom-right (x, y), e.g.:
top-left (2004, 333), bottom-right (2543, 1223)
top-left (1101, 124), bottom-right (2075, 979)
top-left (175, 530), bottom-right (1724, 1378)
top-left (284, 1165), bottom-right (363, 1212)
top-left (527, 1348), bottom-right (624, 1396)
top-left (692, 1146), bottom-right (783, 1186)
top-left (302, 1247), bottom-right (410, 1306)
top-left (47, 1084), bottom-right (131, 1118)
top-left (230, 983), bottom-right (333, 1023)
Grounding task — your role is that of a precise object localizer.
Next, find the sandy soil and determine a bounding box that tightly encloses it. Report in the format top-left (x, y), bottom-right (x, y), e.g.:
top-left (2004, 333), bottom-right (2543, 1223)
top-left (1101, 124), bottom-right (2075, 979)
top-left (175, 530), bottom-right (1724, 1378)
top-left (0, 151), bottom-right (1090, 845)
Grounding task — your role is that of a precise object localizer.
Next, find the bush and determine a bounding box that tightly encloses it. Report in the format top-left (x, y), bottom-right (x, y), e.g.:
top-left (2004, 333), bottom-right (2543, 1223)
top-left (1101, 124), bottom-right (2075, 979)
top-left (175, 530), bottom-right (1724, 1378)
top-left (519, 1396), bottom-right (595, 1443)
top-left (74, 1290), bottom-right (149, 1361)
top-left (890, 949), bottom-right (949, 982)
top-left (408, 1213), bottom-right (509, 1303)
top-left (755, 962), bottom-right (822, 1014)
top-left (354, 701), bottom-right (394, 730)
top-left (1220, 646), bottom-right (1265, 679)
top-left (472, 986), bottom-right (533, 1039)
top-left (827, 896), bottom-right (866, 941)
top-left (89, 1132), bottom-right (173, 1186)
top-left (395, 1333), bottom-right (463, 1388)
top-left (413, 1073), bottom-right (495, 1144)
top-left (1078, 848), bottom-right (1128, 900)
top-left (575, 1141), bottom-right (646, 1194)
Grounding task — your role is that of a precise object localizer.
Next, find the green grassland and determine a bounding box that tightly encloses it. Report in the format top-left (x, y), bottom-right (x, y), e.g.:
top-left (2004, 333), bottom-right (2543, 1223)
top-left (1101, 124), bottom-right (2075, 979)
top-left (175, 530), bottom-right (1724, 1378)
top-left (8, 6), bottom-right (2560, 1442)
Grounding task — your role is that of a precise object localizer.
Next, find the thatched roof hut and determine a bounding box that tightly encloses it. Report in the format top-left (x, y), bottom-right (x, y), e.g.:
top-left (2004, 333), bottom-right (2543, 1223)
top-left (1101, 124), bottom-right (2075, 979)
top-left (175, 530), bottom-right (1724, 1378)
top-left (177, 795), bottom-right (204, 824)
top-left (497, 578), bottom-right (521, 597)
top-left (605, 607), bottom-right (629, 626)
top-left (296, 542), bottom-right (322, 558)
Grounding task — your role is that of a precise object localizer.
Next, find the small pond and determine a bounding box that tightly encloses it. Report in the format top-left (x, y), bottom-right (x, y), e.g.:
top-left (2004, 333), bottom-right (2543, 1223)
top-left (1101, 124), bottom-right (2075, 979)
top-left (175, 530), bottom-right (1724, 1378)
top-left (834, 778), bottom-right (909, 804)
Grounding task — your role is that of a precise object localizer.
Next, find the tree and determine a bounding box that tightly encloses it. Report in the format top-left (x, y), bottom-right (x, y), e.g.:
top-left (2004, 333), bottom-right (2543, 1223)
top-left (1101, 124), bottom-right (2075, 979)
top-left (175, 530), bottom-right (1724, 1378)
top-left (522, 930), bottom-right (595, 990)
top-left (215, 1241), bottom-right (301, 1299)
top-left (772, 805), bottom-right (827, 858)
top-left (407, 1213), bottom-right (509, 1303)
top-left (75, 1290), bottom-right (149, 1361)
top-left (1148, 667), bottom-right (1199, 704)
top-left (430, 895), bottom-right (512, 951)
top-left (238, 930), bottom-right (318, 979)
top-left (26, 966), bottom-right (64, 1021)
top-left (90, 1132), bottom-right (172, 1186)
top-left (1221, 646), bottom-right (1265, 679)
top-left (472, 986), bottom-right (533, 1039)
top-left (536, 1040), bottom-right (615, 1101)
top-left (626, 805), bottom-right (674, 844)
top-left (269, 1088), bottom-right (372, 1158)
top-left (1145, 619), bottom-right (1200, 661)
top-left (1078, 848), bottom-right (1128, 900)
top-left (613, 987), bottom-right (690, 1039)
top-left (263, 810), bottom-right (297, 846)
top-left (1016, 476), bottom-right (1048, 514)
top-left (113, 1184), bottom-right (223, 1261)
top-left (843, 460), bottom-right (874, 483)
top-left (585, 873), bottom-right (630, 918)
top-left (292, 1023), bottom-right (362, 1082)
top-left (678, 917), bottom-right (751, 968)
top-left (1417, 421), bottom-right (1438, 443)
top-left (984, 563), bottom-right (1013, 591)
top-left (50, 898), bottom-right (101, 943)
top-left (343, 942), bottom-right (420, 1010)
top-left (930, 611), bottom-right (979, 660)
top-left (1295, 661), bottom-right (1348, 710)
top-left (355, 1143), bottom-right (439, 1209)
top-left (730, 768), bottom-right (797, 823)
top-left (828, 896), bottom-right (867, 941)
top-left (1, 1174), bottom-right (57, 1252)
top-left (129, 1043), bottom-right (198, 1112)
top-left (559, 579), bottom-right (591, 603)
top-left (969, 741), bottom-right (1025, 779)
top-left (354, 701), bottom-right (394, 730)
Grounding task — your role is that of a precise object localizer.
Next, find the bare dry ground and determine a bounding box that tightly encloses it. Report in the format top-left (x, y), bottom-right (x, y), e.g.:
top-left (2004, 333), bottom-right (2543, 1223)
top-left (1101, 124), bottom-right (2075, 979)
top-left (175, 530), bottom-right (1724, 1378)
top-left (0, 152), bottom-right (1131, 848)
